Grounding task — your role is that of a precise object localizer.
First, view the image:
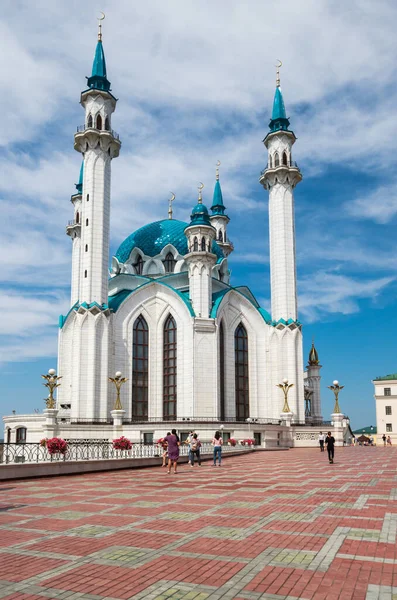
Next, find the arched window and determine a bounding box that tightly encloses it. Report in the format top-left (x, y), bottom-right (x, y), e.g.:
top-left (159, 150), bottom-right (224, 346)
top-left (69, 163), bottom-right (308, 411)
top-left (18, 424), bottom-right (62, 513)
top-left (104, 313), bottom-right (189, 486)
top-left (85, 244), bottom-right (88, 252)
top-left (87, 114), bottom-right (93, 128)
top-left (163, 315), bottom-right (177, 420)
top-left (86, 218), bottom-right (89, 226)
top-left (6, 428), bottom-right (11, 444)
top-left (201, 237), bottom-right (206, 251)
top-left (218, 230), bottom-right (223, 242)
top-left (84, 270), bottom-right (87, 278)
top-left (164, 252), bottom-right (176, 273)
top-left (274, 152), bottom-right (280, 167)
top-left (235, 323), bottom-right (249, 420)
top-left (134, 255), bottom-right (143, 275)
top-left (193, 237), bottom-right (198, 252)
top-left (86, 194), bottom-right (89, 202)
top-left (282, 151), bottom-right (288, 166)
top-left (219, 321), bottom-right (225, 421)
top-left (132, 315), bottom-right (149, 421)
top-left (105, 116), bottom-right (110, 131)
top-left (16, 427), bottom-right (27, 444)
top-left (269, 155), bottom-right (273, 168)
top-left (96, 114), bottom-right (102, 130)
top-left (76, 212), bottom-right (80, 224)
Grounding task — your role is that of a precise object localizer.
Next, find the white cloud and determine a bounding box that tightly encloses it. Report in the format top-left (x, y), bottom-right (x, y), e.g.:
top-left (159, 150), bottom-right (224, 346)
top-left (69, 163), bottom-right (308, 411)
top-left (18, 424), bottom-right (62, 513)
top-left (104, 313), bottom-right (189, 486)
top-left (346, 184), bottom-right (397, 224)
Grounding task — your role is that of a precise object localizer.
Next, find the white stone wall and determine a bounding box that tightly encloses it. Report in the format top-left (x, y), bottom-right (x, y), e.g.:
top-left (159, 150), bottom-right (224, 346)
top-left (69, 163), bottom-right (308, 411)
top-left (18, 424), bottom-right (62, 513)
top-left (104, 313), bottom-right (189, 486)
top-left (374, 378), bottom-right (397, 443)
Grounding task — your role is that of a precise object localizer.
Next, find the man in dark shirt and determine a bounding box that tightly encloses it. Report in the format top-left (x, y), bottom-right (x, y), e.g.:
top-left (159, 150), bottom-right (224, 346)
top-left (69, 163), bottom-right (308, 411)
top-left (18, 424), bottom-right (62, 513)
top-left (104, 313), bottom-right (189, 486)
top-left (325, 431), bottom-right (335, 464)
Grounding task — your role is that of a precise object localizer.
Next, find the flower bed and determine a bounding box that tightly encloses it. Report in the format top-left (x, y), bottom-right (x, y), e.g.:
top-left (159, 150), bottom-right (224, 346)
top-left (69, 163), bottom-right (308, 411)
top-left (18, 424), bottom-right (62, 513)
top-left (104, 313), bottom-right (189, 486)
top-left (228, 438), bottom-right (237, 446)
top-left (239, 438), bottom-right (255, 446)
top-left (113, 436), bottom-right (132, 451)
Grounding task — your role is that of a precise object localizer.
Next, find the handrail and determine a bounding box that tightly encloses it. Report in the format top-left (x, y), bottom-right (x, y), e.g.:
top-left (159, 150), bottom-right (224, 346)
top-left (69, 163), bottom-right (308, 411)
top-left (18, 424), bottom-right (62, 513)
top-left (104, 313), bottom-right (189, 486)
top-left (76, 124), bottom-right (120, 140)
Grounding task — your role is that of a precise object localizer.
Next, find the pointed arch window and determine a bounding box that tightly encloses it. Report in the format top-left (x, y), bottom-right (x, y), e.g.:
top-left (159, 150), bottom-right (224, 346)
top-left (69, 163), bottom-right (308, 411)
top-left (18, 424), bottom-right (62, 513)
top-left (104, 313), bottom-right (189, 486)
top-left (201, 237), bottom-right (206, 251)
top-left (134, 256), bottom-right (143, 275)
top-left (76, 212), bottom-right (80, 224)
top-left (282, 151), bottom-right (288, 166)
top-left (164, 252), bottom-right (176, 273)
top-left (96, 114), bottom-right (102, 130)
top-left (193, 237), bottom-right (198, 252)
top-left (132, 315), bottom-right (149, 421)
top-left (163, 315), bottom-right (177, 420)
top-left (274, 152), bottom-right (280, 167)
top-left (235, 323), bottom-right (249, 421)
top-left (87, 114), bottom-right (93, 128)
top-left (218, 230), bottom-right (223, 242)
top-left (219, 321), bottom-right (225, 421)
top-left (105, 116), bottom-right (110, 131)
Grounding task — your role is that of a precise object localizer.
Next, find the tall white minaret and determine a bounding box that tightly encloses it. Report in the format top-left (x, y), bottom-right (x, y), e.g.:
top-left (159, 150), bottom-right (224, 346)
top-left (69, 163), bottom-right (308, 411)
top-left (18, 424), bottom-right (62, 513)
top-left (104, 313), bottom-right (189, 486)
top-left (259, 65), bottom-right (301, 322)
top-left (66, 161), bottom-right (83, 305)
top-left (73, 19), bottom-right (121, 306)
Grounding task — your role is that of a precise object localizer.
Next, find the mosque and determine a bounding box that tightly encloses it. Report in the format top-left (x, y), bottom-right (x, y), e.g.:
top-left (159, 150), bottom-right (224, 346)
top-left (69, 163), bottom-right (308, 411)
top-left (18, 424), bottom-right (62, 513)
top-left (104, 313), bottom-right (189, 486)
top-left (4, 23), bottom-right (325, 445)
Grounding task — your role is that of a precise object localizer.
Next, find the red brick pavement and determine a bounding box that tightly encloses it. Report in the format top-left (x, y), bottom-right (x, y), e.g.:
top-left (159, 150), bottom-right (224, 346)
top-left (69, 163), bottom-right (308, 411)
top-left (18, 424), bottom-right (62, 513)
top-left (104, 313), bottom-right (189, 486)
top-left (1, 447), bottom-right (397, 599)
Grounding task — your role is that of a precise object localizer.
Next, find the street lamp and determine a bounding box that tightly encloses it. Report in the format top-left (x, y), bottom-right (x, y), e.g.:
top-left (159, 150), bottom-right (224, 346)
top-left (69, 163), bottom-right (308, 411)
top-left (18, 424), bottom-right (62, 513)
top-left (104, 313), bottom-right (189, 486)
top-left (277, 378), bottom-right (294, 413)
top-left (246, 417), bottom-right (251, 437)
top-left (109, 371), bottom-right (128, 410)
top-left (327, 380), bottom-right (344, 414)
top-left (41, 369), bottom-right (62, 409)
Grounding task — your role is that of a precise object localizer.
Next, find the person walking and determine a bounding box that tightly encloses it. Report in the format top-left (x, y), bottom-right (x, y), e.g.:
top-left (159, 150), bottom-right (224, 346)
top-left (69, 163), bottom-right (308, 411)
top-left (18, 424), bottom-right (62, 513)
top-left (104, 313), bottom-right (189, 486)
top-left (161, 432), bottom-right (170, 467)
top-left (387, 435), bottom-right (392, 446)
top-left (318, 431), bottom-right (325, 452)
top-left (185, 430), bottom-right (194, 465)
top-left (382, 434), bottom-right (387, 446)
top-left (189, 433), bottom-right (202, 467)
top-left (325, 431), bottom-right (335, 464)
top-left (164, 429), bottom-right (180, 474)
top-left (212, 431), bottom-right (223, 467)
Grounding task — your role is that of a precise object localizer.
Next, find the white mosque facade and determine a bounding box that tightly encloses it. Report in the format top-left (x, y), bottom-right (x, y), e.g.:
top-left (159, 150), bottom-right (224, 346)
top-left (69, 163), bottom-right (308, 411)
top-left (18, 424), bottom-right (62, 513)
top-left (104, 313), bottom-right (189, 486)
top-left (3, 28), bottom-right (325, 445)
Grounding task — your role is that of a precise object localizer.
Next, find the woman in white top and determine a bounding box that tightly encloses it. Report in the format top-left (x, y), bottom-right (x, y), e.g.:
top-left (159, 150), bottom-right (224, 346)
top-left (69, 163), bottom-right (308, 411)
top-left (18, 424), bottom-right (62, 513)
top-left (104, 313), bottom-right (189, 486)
top-left (212, 431), bottom-right (223, 466)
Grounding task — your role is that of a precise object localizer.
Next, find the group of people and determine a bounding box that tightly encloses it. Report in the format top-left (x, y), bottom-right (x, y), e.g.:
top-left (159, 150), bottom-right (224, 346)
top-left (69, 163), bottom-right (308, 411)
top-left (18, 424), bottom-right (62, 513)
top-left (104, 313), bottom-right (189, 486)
top-left (318, 431), bottom-right (335, 464)
top-left (159, 429), bottom-right (223, 473)
top-left (382, 434), bottom-right (393, 446)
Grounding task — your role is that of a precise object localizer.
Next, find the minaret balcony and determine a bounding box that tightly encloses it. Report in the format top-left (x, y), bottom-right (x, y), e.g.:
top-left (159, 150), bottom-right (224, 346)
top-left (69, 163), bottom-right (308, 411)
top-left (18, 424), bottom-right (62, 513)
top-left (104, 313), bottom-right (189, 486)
top-left (66, 220), bottom-right (81, 237)
top-left (259, 161), bottom-right (302, 187)
top-left (74, 125), bottom-right (121, 157)
top-left (76, 124), bottom-right (120, 140)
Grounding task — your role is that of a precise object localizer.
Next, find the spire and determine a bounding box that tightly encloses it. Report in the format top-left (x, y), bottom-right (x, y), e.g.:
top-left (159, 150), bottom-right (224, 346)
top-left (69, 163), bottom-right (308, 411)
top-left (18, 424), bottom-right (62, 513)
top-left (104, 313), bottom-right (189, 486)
top-left (75, 161), bottom-right (84, 195)
top-left (308, 341), bottom-right (320, 366)
top-left (268, 60), bottom-right (290, 133)
top-left (211, 161), bottom-right (227, 216)
top-left (186, 183), bottom-right (212, 227)
top-left (86, 15), bottom-right (111, 92)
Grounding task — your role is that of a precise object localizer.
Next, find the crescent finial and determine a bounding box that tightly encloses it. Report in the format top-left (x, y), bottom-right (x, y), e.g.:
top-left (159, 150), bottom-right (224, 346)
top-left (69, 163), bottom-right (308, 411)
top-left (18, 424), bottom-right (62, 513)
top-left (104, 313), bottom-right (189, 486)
top-left (216, 160), bottom-right (221, 180)
top-left (97, 12), bottom-right (105, 40)
top-left (275, 59), bottom-right (282, 87)
top-left (198, 182), bottom-right (204, 203)
top-left (168, 192), bottom-right (175, 220)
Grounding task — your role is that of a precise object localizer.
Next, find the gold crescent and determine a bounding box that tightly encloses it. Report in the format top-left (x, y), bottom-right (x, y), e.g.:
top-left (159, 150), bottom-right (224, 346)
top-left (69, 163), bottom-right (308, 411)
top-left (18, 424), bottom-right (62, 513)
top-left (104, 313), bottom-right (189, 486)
top-left (216, 160), bottom-right (221, 167)
top-left (98, 11), bottom-right (105, 21)
top-left (275, 59), bottom-right (282, 68)
top-left (169, 192), bottom-right (175, 202)
top-left (198, 182), bottom-right (204, 191)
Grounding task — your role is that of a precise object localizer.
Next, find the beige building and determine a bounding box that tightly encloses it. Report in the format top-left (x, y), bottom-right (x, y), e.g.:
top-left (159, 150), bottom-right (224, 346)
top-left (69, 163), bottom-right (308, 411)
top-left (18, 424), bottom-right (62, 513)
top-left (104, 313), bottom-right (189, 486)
top-left (373, 373), bottom-right (397, 444)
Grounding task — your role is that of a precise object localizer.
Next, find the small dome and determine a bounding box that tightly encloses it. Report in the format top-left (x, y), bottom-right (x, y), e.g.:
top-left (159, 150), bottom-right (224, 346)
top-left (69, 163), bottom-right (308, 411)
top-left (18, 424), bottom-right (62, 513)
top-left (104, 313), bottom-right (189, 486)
top-left (192, 203), bottom-right (209, 215)
top-left (114, 219), bottom-right (223, 264)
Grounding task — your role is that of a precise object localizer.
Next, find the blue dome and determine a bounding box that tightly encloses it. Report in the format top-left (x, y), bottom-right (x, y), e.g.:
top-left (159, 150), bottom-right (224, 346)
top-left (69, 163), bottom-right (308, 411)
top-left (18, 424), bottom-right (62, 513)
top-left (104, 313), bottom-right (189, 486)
top-left (115, 219), bottom-right (224, 263)
top-left (192, 203), bottom-right (208, 215)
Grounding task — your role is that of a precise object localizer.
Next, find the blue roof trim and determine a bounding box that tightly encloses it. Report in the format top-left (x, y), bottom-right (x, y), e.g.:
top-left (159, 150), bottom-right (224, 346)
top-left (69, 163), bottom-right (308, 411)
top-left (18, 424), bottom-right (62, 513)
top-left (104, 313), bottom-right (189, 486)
top-left (107, 280), bottom-right (195, 317)
top-left (86, 40), bottom-right (111, 92)
top-left (59, 301), bottom-right (79, 329)
top-left (272, 317), bottom-right (302, 327)
top-left (59, 301), bottom-right (110, 328)
top-left (210, 287), bottom-right (272, 324)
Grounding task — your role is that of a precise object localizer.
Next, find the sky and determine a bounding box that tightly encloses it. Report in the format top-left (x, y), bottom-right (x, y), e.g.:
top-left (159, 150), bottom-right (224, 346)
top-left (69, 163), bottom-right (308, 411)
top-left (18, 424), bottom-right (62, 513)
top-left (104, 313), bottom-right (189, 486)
top-left (1, 0), bottom-right (396, 430)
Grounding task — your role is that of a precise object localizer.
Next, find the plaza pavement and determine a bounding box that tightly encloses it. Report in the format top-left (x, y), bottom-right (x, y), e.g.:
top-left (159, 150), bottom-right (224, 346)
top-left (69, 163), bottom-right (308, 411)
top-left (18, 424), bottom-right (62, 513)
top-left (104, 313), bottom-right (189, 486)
top-left (1, 448), bottom-right (397, 600)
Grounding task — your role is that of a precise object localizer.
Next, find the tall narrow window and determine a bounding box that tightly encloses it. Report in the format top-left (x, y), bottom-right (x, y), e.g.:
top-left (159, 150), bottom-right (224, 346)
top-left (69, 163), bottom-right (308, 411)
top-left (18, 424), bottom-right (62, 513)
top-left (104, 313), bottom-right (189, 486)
top-left (105, 116), bottom-right (110, 131)
top-left (96, 114), bottom-right (102, 130)
top-left (193, 237), bottom-right (198, 252)
top-left (134, 256), bottom-right (143, 275)
top-left (86, 194), bottom-right (89, 202)
top-left (201, 237), bottom-right (206, 251)
top-left (87, 114), bottom-right (93, 128)
top-left (132, 315), bottom-right (149, 421)
top-left (84, 270), bottom-right (87, 278)
top-left (85, 244), bottom-right (88, 252)
top-left (86, 218), bottom-right (89, 226)
top-left (164, 252), bottom-right (176, 273)
top-left (282, 151), bottom-right (288, 166)
top-left (163, 315), bottom-right (177, 420)
top-left (219, 321), bottom-right (225, 421)
top-left (218, 230), bottom-right (223, 242)
top-left (274, 152), bottom-right (280, 167)
top-left (16, 427), bottom-right (27, 443)
top-left (76, 212), bottom-right (80, 224)
top-left (235, 323), bottom-right (249, 421)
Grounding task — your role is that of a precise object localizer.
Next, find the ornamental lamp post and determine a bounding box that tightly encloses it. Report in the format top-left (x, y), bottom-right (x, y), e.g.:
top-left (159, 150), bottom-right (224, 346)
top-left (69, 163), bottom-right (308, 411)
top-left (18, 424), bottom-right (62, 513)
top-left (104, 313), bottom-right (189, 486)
top-left (277, 378), bottom-right (294, 413)
top-left (246, 417), bottom-right (251, 437)
top-left (109, 371), bottom-right (128, 411)
top-left (41, 369), bottom-right (62, 409)
top-left (327, 380), bottom-right (344, 414)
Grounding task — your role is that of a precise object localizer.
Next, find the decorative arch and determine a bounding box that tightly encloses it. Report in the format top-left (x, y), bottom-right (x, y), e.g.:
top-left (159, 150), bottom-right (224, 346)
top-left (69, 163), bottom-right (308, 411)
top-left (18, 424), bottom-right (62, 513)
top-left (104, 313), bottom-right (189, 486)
top-left (96, 114), bottom-right (102, 130)
top-left (16, 426), bottom-right (27, 444)
top-left (134, 255), bottom-right (144, 275)
top-left (274, 152), bottom-right (280, 167)
top-left (87, 114), bottom-right (93, 128)
top-left (219, 320), bottom-right (225, 421)
top-left (235, 322), bottom-right (249, 420)
top-left (282, 151), bottom-right (288, 166)
top-left (164, 252), bottom-right (176, 273)
top-left (132, 315), bottom-right (149, 420)
top-left (201, 237), bottom-right (206, 251)
top-left (163, 314), bottom-right (177, 420)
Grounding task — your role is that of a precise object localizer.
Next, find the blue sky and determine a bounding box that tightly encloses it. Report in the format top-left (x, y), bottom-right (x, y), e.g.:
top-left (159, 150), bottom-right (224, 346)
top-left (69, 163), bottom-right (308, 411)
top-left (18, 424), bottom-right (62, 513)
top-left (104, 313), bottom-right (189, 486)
top-left (1, 0), bottom-right (396, 429)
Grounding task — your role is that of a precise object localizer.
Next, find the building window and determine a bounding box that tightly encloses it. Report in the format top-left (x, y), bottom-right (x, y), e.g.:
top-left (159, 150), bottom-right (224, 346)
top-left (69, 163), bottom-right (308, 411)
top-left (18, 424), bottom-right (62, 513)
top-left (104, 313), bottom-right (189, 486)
top-left (235, 323), bottom-right (249, 421)
top-left (164, 252), bottom-right (176, 273)
top-left (105, 116), bottom-right (110, 131)
top-left (384, 388), bottom-right (391, 396)
top-left (274, 152), bottom-right (280, 167)
top-left (85, 244), bottom-right (88, 252)
top-left (201, 237), bottom-right (206, 251)
top-left (254, 432), bottom-right (261, 445)
top-left (163, 315), bottom-right (177, 420)
top-left (282, 151), bottom-right (288, 166)
top-left (86, 218), bottom-right (89, 226)
top-left (223, 430), bottom-right (231, 442)
top-left (76, 212), bottom-right (80, 224)
top-left (96, 114), bottom-right (102, 130)
top-left (193, 237), bottom-right (198, 252)
top-left (87, 114), bottom-right (93, 128)
top-left (16, 427), bottom-right (27, 444)
top-left (218, 230), bottom-right (223, 242)
top-left (219, 321), bottom-right (225, 421)
top-left (386, 423), bottom-right (393, 432)
top-left (132, 315), bottom-right (149, 421)
top-left (86, 194), bottom-right (89, 202)
top-left (386, 406), bottom-right (392, 415)
top-left (134, 256), bottom-right (143, 275)
top-left (84, 270), bottom-right (87, 278)
top-left (143, 432), bottom-right (153, 445)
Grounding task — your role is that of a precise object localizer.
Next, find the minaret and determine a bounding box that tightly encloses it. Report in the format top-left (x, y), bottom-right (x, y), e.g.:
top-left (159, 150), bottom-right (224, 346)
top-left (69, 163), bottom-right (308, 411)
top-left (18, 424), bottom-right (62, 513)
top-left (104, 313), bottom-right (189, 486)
top-left (259, 64), bottom-right (301, 322)
top-left (306, 341), bottom-right (323, 423)
top-left (210, 162), bottom-right (233, 257)
top-left (184, 185), bottom-right (217, 318)
top-left (66, 161), bottom-right (83, 305)
top-left (73, 18), bottom-right (121, 306)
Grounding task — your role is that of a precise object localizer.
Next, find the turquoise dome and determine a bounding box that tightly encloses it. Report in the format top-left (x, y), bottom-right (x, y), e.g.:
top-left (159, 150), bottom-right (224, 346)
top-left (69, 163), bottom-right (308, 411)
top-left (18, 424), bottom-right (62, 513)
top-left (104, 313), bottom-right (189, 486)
top-left (187, 202), bottom-right (212, 226)
top-left (115, 219), bottom-right (224, 263)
